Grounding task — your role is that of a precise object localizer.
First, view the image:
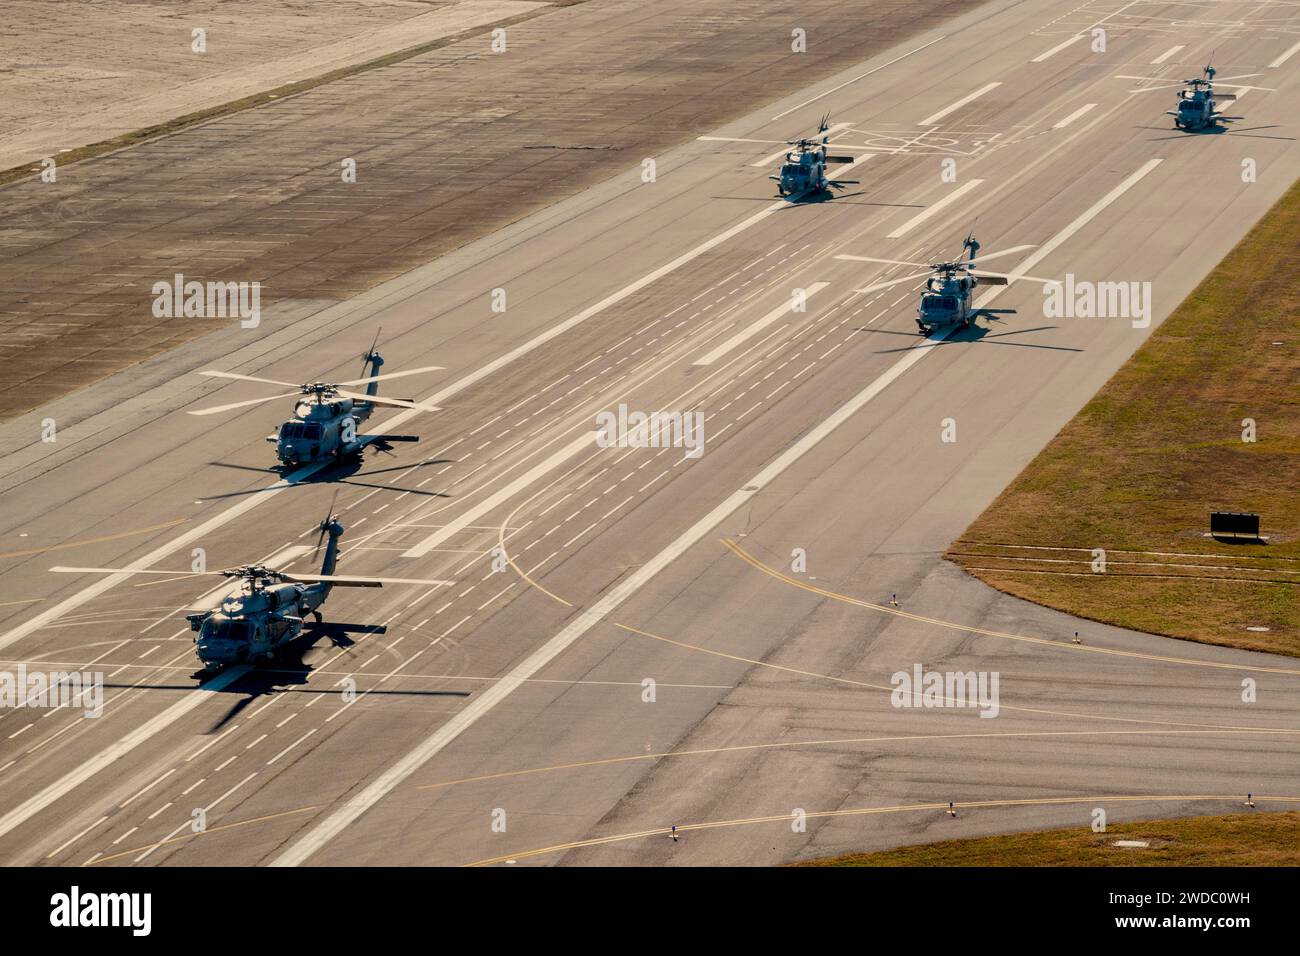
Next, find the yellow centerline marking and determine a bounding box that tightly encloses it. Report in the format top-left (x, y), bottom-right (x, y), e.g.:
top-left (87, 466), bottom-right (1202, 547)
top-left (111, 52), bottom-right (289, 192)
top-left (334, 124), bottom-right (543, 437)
top-left (0, 519), bottom-right (187, 560)
top-left (487, 515), bottom-right (1298, 729)
top-left (613, 620), bottom-right (1290, 732)
top-left (418, 726), bottom-right (1298, 793)
top-left (466, 794), bottom-right (1300, 866)
top-left (81, 728), bottom-right (1300, 865)
top-left (722, 539), bottom-right (1300, 676)
top-left (84, 805), bottom-right (321, 866)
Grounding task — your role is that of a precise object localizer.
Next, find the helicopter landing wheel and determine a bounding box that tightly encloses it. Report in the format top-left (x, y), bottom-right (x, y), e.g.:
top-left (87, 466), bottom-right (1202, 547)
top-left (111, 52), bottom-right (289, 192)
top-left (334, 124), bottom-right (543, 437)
top-left (312, 610), bottom-right (323, 624)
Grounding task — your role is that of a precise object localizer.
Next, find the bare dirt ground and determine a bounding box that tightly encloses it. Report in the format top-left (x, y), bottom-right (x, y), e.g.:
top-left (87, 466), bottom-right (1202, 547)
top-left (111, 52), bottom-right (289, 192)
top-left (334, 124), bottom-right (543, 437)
top-left (0, 0), bottom-right (543, 170)
top-left (0, 0), bottom-right (977, 418)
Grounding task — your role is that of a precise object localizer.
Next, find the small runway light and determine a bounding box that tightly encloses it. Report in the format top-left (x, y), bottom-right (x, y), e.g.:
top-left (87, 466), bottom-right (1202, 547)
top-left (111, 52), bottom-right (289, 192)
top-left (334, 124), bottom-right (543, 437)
top-left (889, 593), bottom-right (899, 607)
top-left (1072, 630), bottom-right (1082, 644)
top-left (670, 825), bottom-right (678, 842)
top-left (1245, 793), bottom-right (1255, 808)
top-left (947, 801), bottom-right (957, 818)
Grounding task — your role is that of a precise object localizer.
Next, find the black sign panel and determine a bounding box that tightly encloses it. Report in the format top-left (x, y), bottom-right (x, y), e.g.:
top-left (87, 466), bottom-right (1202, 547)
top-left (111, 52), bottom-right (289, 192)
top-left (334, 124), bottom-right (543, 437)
top-left (1211, 511), bottom-right (1260, 537)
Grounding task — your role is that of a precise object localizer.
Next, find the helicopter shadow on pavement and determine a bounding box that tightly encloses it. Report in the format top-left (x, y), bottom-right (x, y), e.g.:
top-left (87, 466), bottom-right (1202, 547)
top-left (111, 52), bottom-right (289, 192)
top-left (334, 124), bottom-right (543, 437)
top-left (859, 322), bottom-right (1085, 355)
top-left (1137, 123), bottom-right (1294, 143)
top-left (200, 454), bottom-right (455, 501)
top-left (712, 190), bottom-right (924, 209)
top-left (101, 623), bottom-right (469, 732)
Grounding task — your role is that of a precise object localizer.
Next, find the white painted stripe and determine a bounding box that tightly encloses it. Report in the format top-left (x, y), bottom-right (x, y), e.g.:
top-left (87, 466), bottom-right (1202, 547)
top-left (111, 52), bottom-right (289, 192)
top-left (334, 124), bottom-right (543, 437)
top-left (46, 815), bottom-right (108, 859)
top-left (0, 199), bottom-right (791, 651)
top-left (886, 179), bottom-right (984, 239)
top-left (1053, 103), bottom-right (1096, 129)
top-left (0, 666), bottom-right (249, 842)
top-left (769, 37), bottom-right (946, 120)
top-left (0, 485), bottom-right (330, 653)
top-left (271, 324), bottom-right (962, 868)
top-left (831, 153), bottom-right (874, 179)
top-left (771, 36), bottom-right (946, 121)
top-left (693, 282), bottom-right (830, 366)
top-left (1031, 34), bottom-right (1084, 63)
top-left (974, 158), bottom-right (1163, 309)
top-left (749, 123), bottom-right (850, 167)
top-left (402, 433), bottom-right (599, 557)
top-left (273, 163), bottom-right (1177, 867)
top-left (1269, 40), bottom-right (1300, 68)
top-left (918, 82), bottom-right (1000, 126)
top-left (1151, 44), bottom-right (1184, 65)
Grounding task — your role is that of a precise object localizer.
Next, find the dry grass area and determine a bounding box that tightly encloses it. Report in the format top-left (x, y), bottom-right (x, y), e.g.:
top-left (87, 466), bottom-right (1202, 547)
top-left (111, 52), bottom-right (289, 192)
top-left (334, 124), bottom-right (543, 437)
top-left (802, 811), bottom-right (1300, 866)
top-left (949, 178), bottom-right (1300, 656)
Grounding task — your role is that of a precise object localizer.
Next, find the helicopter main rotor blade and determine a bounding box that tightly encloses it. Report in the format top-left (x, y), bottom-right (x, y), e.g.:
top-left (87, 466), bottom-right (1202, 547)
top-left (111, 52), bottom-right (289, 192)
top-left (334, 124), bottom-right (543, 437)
top-left (334, 365), bottom-right (445, 387)
top-left (187, 391), bottom-right (303, 416)
top-left (198, 369), bottom-right (300, 388)
top-left (852, 273), bottom-right (931, 295)
top-left (963, 244), bottom-right (1035, 266)
top-left (51, 565), bottom-right (222, 577)
top-left (836, 254), bottom-right (931, 268)
top-left (333, 389), bottom-right (439, 411)
top-left (969, 270), bottom-right (1062, 286)
top-left (284, 573), bottom-right (456, 587)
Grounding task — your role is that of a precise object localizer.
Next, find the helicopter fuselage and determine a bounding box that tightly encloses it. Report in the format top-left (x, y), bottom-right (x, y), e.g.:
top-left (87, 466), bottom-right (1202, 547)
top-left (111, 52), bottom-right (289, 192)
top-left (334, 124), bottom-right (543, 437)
top-left (188, 579), bottom-right (330, 669)
top-left (1172, 89), bottom-right (1221, 130)
top-left (917, 273), bottom-right (979, 334)
top-left (269, 394), bottom-right (372, 467)
top-left (775, 149), bottom-right (830, 197)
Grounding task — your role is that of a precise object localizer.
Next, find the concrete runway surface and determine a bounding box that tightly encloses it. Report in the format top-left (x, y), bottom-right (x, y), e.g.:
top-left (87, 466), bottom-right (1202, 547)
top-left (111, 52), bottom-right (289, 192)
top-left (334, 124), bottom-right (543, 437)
top-left (1, 0), bottom-right (1299, 867)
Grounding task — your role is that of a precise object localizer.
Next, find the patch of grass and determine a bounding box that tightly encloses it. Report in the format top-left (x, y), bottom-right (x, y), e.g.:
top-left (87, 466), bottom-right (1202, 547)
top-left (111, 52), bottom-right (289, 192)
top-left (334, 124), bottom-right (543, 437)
top-left (802, 811), bottom-right (1300, 866)
top-left (950, 177), bottom-right (1300, 655)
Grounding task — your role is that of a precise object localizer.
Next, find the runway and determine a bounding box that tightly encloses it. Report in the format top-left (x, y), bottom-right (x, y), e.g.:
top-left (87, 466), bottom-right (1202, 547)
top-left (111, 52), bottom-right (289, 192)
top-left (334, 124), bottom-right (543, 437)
top-left (2, 0), bottom-right (1299, 867)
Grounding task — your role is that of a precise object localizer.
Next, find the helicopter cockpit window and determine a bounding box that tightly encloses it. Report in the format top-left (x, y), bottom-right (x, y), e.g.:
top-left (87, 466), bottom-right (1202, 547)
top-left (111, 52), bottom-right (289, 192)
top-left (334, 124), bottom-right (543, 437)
top-left (200, 620), bottom-right (249, 641)
top-left (280, 423), bottom-right (322, 441)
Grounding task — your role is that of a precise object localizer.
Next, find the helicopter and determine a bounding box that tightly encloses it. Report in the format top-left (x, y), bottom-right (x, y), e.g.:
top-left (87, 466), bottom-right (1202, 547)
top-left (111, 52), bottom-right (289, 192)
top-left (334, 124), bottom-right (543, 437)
top-left (50, 506), bottom-right (453, 674)
top-left (1167, 64), bottom-right (1239, 131)
top-left (189, 335), bottom-right (442, 468)
top-left (837, 233), bottom-right (1061, 335)
top-left (771, 115), bottom-right (860, 198)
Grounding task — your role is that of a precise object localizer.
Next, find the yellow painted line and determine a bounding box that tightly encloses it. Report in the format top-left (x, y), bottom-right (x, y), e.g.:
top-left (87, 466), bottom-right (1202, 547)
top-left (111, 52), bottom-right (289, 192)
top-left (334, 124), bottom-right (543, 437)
top-left (722, 539), bottom-right (1300, 676)
top-left (498, 499), bottom-right (574, 607)
top-left (0, 599), bottom-right (43, 609)
top-left (613, 621), bottom-right (1289, 732)
top-left (489, 516), bottom-right (1298, 729)
top-left (83, 804), bottom-right (321, 866)
top-left (466, 794), bottom-right (1300, 866)
top-left (0, 519), bottom-right (187, 560)
top-left (418, 726), bottom-right (1299, 794)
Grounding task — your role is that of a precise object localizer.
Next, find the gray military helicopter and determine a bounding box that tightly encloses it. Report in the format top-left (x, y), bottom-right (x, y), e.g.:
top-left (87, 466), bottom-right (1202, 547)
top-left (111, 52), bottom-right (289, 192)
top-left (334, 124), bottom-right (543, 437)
top-left (189, 336), bottom-right (442, 468)
top-left (837, 233), bottom-right (1061, 334)
top-left (772, 116), bottom-right (860, 199)
top-left (51, 507), bottom-right (452, 675)
top-left (1167, 64), bottom-right (1239, 131)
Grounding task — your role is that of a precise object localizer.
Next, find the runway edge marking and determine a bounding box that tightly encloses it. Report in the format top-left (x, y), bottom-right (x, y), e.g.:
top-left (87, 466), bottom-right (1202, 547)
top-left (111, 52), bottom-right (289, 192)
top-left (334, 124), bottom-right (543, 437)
top-left (271, 158), bottom-right (1171, 866)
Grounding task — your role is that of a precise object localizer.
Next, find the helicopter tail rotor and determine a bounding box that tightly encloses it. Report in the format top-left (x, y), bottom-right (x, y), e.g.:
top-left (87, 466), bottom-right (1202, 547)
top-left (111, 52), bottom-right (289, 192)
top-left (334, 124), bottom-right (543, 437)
top-left (312, 490), bottom-right (341, 562)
